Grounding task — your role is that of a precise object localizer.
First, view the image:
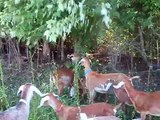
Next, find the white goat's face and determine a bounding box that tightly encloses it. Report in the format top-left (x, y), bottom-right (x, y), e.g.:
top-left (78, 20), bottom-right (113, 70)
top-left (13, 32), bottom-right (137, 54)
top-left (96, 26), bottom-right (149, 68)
top-left (17, 85), bottom-right (25, 96)
top-left (17, 83), bottom-right (45, 103)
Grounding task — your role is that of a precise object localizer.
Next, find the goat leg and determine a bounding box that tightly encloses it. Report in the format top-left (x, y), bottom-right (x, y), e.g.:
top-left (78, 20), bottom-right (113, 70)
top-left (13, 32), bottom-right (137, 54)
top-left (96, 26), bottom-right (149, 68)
top-left (58, 83), bottom-right (64, 95)
top-left (141, 113), bottom-right (146, 120)
top-left (89, 90), bottom-right (96, 103)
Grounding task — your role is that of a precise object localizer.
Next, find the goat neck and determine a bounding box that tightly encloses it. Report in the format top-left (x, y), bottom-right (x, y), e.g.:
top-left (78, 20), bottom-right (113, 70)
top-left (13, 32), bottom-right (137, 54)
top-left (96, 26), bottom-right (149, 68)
top-left (83, 63), bottom-right (92, 73)
top-left (123, 80), bottom-right (138, 100)
top-left (84, 68), bottom-right (92, 77)
top-left (114, 80), bottom-right (138, 102)
top-left (41, 93), bottom-right (64, 115)
top-left (80, 57), bottom-right (92, 76)
top-left (50, 95), bottom-right (64, 114)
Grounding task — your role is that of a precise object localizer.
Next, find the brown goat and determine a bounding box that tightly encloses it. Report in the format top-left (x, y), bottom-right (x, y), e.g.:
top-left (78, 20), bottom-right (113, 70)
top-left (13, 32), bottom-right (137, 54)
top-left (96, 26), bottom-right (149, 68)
top-left (94, 78), bottom-right (140, 106)
top-left (50, 67), bottom-right (74, 96)
top-left (50, 67), bottom-right (86, 97)
top-left (113, 78), bottom-right (160, 120)
top-left (79, 57), bottom-right (132, 102)
top-left (38, 93), bottom-right (121, 120)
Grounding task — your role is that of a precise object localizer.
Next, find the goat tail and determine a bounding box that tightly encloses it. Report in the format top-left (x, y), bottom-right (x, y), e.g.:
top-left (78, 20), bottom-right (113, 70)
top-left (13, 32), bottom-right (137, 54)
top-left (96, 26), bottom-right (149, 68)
top-left (113, 103), bottom-right (122, 114)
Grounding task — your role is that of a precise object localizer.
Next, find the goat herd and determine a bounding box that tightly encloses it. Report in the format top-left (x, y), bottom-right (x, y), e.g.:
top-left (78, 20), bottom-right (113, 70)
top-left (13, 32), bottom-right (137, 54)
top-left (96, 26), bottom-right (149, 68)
top-left (0, 54), bottom-right (160, 120)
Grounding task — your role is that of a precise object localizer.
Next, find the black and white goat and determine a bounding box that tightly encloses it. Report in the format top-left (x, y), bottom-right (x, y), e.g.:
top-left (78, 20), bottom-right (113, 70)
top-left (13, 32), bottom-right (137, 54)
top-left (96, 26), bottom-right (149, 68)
top-left (0, 83), bottom-right (44, 120)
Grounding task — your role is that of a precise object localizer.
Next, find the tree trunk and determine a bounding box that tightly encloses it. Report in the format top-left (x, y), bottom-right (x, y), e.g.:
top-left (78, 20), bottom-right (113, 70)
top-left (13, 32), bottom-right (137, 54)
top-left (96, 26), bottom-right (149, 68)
top-left (157, 40), bottom-right (159, 66)
top-left (0, 39), bottom-right (2, 58)
top-left (26, 46), bottom-right (29, 62)
top-left (130, 48), bottom-right (134, 75)
top-left (138, 26), bottom-right (149, 66)
top-left (15, 40), bottom-right (21, 71)
top-left (61, 39), bottom-right (64, 61)
top-left (8, 39), bottom-right (11, 68)
top-left (37, 43), bottom-right (40, 68)
top-left (43, 42), bottom-right (50, 63)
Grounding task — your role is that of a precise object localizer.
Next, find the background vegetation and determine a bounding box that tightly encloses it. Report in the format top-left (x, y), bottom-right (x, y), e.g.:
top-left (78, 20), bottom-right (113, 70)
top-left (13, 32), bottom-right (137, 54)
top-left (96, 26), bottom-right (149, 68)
top-left (0, 0), bottom-right (160, 120)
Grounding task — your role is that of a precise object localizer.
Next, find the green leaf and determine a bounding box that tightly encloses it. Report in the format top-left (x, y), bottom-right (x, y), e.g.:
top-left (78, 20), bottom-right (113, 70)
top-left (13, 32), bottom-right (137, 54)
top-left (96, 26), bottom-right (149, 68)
top-left (15, 0), bottom-right (20, 4)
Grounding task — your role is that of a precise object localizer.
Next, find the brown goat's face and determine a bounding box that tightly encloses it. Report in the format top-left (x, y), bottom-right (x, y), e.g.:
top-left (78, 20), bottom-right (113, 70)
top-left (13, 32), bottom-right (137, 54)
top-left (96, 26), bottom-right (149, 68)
top-left (38, 96), bottom-right (50, 108)
top-left (38, 93), bottom-right (58, 109)
top-left (41, 99), bottom-right (50, 107)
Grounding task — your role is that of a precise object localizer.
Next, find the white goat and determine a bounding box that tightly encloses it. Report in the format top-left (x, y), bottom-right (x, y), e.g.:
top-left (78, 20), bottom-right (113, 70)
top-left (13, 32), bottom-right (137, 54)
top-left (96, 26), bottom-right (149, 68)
top-left (0, 83), bottom-right (45, 120)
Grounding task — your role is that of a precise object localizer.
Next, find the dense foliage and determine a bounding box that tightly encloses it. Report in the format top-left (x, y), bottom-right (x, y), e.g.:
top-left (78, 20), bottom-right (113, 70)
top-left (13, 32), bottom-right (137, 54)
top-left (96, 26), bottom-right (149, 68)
top-left (0, 0), bottom-right (160, 59)
top-left (0, 1), bottom-right (160, 120)
top-left (0, 0), bottom-right (110, 48)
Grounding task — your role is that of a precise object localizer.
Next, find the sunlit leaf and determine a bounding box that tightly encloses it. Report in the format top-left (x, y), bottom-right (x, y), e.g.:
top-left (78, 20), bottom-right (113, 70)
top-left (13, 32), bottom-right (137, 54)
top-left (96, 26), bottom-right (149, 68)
top-left (15, 0), bottom-right (20, 4)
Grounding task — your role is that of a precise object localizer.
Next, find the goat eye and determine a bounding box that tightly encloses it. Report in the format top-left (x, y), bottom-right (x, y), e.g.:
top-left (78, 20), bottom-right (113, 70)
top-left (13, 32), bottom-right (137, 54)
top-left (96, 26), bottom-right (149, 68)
top-left (44, 101), bottom-right (49, 106)
top-left (17, 91), bottom-right (22, 96)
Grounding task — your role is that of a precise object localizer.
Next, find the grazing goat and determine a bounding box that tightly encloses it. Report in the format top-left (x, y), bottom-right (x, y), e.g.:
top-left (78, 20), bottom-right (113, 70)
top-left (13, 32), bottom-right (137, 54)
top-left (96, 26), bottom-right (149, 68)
top-left (79, 57), bottom-right (133, 102)
top-left (94, 77), bottom-right (139, 106)
top-left (50, 67), bottom-right (74, 96)
top-left (94, 77), bottom-right (139, 114)
top-left (80, 113), bottom-right (121, 120)
top-left (50, 67), bottom-right (86, 97)
top-left (113, 78), bottom-right (160, 120)
top-left (0, 83), bottom-right (44, 120)
top-left (38, 93), bottom-right (121, 120)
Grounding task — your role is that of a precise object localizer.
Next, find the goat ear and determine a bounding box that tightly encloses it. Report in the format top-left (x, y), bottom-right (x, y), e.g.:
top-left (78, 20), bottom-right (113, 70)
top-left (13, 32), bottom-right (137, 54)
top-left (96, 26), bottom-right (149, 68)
top-left (38, 96), bottom-right (50, 108)
top-left (17, 85), bottom-right (24, 96)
